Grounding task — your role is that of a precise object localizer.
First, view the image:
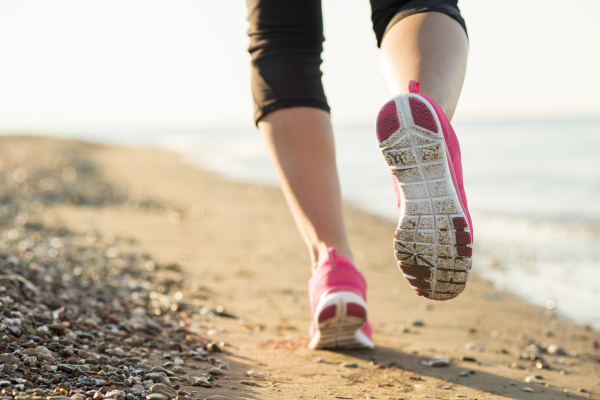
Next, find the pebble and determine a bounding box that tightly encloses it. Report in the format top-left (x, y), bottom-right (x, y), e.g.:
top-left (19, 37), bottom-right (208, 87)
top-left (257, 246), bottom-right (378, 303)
top-left (409, 320), bottom-right (424, 327)
top-left (340, 362), bottom-right (358, 368)
top-left (147, 374), bottom-right (171, 385)
top-left (208, 368), bottom-right (224, 376)
top-left (547, 344), bottom-right (567, 355)
top-left (191, 381), bottom-right (212, 389)
top-left (149, 384), bottom-right (177, 399)
top-left (0, 148), bottom-right (230, 400)
top-left (524, 376), bottom-right (537, 383)
top-left (149, 367), bottom-right (169, 374)
top-left (206, 343), bottom-right (221, 353)
top-left (522, 387), bottom-right (534, 392)
top-left (146, 395), bottom-right (168, 400)
top-left (423, 357), bottom-right (450, 367)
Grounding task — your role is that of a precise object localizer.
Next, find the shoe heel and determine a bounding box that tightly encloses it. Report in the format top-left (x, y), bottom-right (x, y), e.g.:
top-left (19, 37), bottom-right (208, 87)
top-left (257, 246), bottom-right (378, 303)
top-left (309, 291), bottom-right (373, 350)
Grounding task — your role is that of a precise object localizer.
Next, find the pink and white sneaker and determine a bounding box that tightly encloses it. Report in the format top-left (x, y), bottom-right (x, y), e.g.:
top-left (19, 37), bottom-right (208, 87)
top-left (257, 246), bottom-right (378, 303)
top-left (308, 248), bottom-right (374, 349)
top-left (375, 80), bottom-right (473, 301)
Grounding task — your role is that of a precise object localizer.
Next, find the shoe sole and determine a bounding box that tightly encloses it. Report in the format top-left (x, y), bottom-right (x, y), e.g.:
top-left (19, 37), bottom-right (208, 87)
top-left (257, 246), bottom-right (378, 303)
top-left (308, 291), bottom-right (374, 350)
top-left (376, 94), bottom-right (473, 301)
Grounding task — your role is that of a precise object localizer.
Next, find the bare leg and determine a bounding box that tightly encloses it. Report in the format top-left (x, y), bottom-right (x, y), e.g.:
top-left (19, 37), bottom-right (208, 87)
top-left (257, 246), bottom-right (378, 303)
top-left (380, 12), bottom-right (469, 119)
top-left (258, 107), bottom-right (352, 270)
top-left (257, 12), bottom-right (467, 270)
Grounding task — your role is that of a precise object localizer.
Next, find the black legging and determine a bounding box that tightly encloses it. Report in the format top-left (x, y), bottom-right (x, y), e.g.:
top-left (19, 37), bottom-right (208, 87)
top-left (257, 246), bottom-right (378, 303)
top-left (246, 0), bottom-right (467, 124)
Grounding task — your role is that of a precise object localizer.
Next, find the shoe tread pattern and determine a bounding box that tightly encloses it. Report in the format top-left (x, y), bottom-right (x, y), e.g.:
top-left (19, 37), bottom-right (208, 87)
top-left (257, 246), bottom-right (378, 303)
top-left (377, 95), bottom-right (472, 301)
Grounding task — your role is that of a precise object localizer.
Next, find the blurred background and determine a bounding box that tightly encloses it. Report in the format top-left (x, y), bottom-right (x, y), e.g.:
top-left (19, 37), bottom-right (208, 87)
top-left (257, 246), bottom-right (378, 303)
top-left (0, 1), bottom-right (598, 327)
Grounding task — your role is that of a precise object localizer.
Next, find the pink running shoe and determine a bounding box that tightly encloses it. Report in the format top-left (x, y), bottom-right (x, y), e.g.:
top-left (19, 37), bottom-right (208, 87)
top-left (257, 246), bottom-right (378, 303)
top-left (375, 80), bottom-right (473, 301)
top-left (308, 248), bottom-right (374, 349)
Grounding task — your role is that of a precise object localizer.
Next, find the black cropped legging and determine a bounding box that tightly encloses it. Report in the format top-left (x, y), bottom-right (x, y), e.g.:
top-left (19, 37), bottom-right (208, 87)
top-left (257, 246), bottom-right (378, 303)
top-left (246, 0), bottom-right (467, 124)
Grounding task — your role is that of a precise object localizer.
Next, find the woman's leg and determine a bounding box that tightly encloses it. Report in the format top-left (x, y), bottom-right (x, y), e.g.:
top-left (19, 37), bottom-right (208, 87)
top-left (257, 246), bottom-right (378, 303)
top-left (258, 108), bottom-right (352, 269)
top-left (380, 11), bottom-right (469, 118)
top-left (246, 0), bottom-right (352, 269)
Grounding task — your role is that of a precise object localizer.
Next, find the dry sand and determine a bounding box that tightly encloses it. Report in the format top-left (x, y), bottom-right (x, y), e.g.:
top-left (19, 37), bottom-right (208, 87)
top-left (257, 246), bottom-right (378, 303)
top-left (8, 136), bottom-right (599, 400)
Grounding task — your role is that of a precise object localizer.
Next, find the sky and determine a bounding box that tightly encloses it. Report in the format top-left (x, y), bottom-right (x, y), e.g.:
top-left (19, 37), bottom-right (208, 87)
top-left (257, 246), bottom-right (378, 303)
top-left (0, 0), bottom-right (599, 133)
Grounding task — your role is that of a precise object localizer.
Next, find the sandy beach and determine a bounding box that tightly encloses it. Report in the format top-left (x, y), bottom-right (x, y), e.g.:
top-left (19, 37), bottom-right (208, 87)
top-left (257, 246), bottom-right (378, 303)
top-left (0, 136), bottom-right (599, 400)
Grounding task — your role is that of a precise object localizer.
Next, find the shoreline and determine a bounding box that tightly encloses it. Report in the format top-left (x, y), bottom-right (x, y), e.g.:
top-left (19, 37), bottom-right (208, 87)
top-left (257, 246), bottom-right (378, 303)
top-left (1, 136), bottom-right (599, 399)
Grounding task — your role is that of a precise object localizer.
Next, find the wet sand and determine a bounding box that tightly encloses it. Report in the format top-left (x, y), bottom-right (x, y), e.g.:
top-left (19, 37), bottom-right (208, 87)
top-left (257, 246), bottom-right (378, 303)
top-left (4, 136), bottom-right (599, 400)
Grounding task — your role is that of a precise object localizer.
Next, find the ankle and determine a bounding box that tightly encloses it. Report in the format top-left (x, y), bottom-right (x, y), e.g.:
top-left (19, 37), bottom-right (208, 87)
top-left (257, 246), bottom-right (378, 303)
top-left (311, 243), bottom-right (354, 272)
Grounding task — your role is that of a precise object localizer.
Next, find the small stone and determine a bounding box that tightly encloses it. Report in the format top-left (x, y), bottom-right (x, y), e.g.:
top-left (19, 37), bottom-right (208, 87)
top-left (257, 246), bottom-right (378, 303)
top-left (78, 350), bottom-right (92, 358)
top-left (522, 387), bottom-right (533, 393)
top-left (59, 364), bottom-right (74, 373)
top-left (171, 367), bottom-right (185, 374)
top-left (93, 392), bottom-right (104, 400)
top-left (0, 381), bottom-right (9, 387)
top-left (409, 320), bottom-right (424, 327)
top-left (547, 344), bottom-right (566, 355)
top-left (149, 384), bottom-right (177, 400)
top-left (149, 367), bottom-right (169, 374)
top-left (8, 326), bottom-right (21, 337)
top-left (205, 343), bottom-right (221, 353)
top-left (97, 343), bottom-right (107, 353)
top-left (147, 374), bottom-right (170, 385)
top-left (208, 368), bottom-right (223, 376)
top-left (524, 376), bottom-right (537, 383)
top-left (459, 356), bottom-right (476, 362)
top-left (48, 324), bottom-right (66, 331)
top-left (191, 380), bottom-right (211, 389)
top-left (0, 354), bottom-right (18, 364)
top-left (535, 359), bottom-right (551, 369)
top-left (340, 362), bottom-right (358, 368)
top-left (38, 354), bottom-right (55, 364)
top-left (424, 357), bottom-right (450, 367)
top-left (78, 378), bottom-right (93, 386)
top-left (239, 380), bottom-right (257, 387)
top-left (146, 395), bottom-right (168, 400)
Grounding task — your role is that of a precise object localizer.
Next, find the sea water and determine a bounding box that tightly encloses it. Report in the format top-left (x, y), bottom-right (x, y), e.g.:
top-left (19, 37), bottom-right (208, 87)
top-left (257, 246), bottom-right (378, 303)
top-left (159, 118), bottom-right (600, 329)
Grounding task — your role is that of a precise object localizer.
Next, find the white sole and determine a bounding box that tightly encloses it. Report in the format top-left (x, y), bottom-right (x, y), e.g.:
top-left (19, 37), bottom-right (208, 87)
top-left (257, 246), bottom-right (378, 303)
top-left (308, 291), bottom-right (374, 350)
top-left (376, 93), bottom-right (473, 301)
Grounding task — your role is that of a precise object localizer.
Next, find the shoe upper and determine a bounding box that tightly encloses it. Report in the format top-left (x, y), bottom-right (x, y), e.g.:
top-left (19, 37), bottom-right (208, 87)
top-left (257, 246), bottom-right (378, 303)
top-left (308, 248), bottom-right (372, 339)
top-left (420, 94), bottom-right (473, 238)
